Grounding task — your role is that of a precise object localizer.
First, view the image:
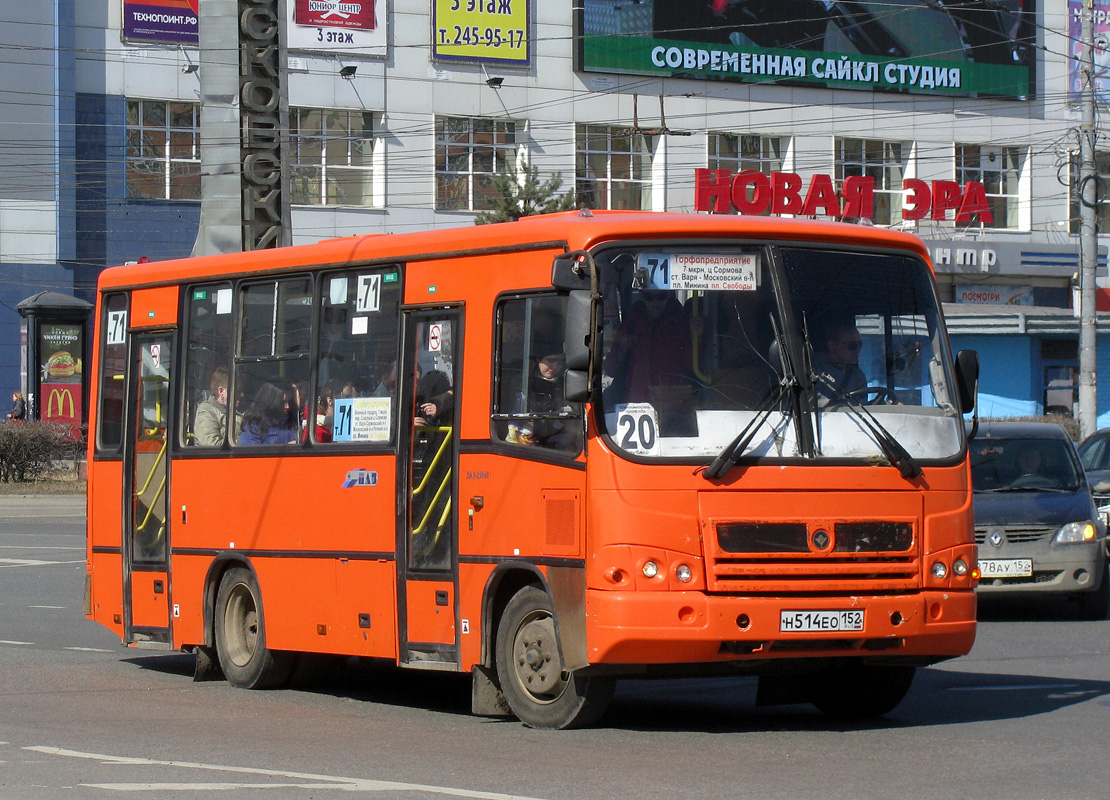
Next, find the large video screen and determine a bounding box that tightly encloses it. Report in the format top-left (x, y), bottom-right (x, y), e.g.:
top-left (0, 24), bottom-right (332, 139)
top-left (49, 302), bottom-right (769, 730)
top-left (579, 0), bottom-right (1035, 100)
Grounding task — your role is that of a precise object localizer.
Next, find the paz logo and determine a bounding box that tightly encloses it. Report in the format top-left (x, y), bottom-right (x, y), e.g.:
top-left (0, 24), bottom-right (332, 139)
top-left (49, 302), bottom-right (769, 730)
top-left (342, 469), bottom-right (378, 488)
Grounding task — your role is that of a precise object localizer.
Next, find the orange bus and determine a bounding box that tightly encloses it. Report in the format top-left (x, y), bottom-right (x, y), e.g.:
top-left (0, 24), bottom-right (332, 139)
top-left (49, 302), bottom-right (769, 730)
top-left (85, 210), bottom-right (981, 729)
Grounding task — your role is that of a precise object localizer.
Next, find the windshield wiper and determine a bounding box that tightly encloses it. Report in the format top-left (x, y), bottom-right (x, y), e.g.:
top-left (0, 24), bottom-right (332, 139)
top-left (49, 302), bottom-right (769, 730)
top-left (702, 314), bottom-right (800, 481)
top-left (812, 374), bottom-right (922, 480)
top-left (701, 379), bottom-right (789, 480)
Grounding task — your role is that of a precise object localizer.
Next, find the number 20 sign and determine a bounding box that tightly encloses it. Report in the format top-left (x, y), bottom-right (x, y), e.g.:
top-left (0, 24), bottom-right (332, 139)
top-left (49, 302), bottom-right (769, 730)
top-left (615, 403), bottom-right (660, 456)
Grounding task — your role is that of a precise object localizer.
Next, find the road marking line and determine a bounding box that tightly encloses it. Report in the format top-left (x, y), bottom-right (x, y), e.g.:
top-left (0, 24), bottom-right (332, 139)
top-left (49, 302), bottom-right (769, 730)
top-left (27, 746), bottom-right (548, 799)
top-left (30, 605), bottom-right (65, 609)
top-left (0, 546), bottom-right (84, 551)
top-left (63, 647), bottom-right (114, 653)
top-left (0, 640), bottom-right (33, 646)
top-left (0, 559), bottom-right (85, 568)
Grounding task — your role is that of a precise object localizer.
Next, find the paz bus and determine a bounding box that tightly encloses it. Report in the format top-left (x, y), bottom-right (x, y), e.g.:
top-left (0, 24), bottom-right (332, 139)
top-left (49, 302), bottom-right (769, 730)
top-left (85, 210), bottom-right (981, 729)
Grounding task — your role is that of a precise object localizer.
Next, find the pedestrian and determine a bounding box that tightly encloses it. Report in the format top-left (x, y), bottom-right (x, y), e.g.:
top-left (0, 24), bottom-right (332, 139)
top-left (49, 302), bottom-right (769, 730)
top-left (7, 391), bottom-right (25, 421)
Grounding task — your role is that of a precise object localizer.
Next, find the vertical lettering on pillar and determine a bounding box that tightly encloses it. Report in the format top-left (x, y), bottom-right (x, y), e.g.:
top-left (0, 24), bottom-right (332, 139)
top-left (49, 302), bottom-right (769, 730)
top-left (239, 0), bottom-right (288, 250)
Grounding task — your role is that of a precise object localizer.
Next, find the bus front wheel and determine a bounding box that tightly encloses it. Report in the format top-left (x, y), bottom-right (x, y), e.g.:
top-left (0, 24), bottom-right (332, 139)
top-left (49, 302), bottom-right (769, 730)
top-left (808, 663), bottom-right (916, 719)
top-left (214, 566), bottom-right (293, 689)
top-left (495, 586), bottom-right (615, 729)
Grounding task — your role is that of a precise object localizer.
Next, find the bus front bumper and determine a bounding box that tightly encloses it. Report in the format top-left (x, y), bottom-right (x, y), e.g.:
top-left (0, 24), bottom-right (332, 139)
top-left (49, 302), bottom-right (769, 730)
top-left (585, 589), bottom-right (976, 666)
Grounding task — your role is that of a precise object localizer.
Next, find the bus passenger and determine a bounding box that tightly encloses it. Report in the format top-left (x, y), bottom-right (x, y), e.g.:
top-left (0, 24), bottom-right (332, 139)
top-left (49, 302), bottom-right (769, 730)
top-left (508, 353), bottom-right (578, 451)
top-left (814, 318), bottom-right (866, 404)
top-left (415, 368), bottom-right (453, 427)
top-left (239, 380), bottom-right (299, 445)
top-left (604, 289), bottom-right (694, 433)
top-left (193, 368), bottom-right (232, 446)
top-left (313, 385), bottom-right (334, 443)
top-left (604, 290), bottom-right (692, 401)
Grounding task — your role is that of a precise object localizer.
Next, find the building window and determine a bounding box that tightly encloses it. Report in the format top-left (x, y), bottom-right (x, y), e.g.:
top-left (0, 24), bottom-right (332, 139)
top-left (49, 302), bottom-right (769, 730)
top-left (290, 108), bottom-right (375, 206)
top-left (576, 124), bottom-right (653, 210)
top-left (956, 144), bottom-right (1022, 228)
top-left (1069, 151), bottom-right (1110, 234)
top-left (435, 117), bottom-right (517, 211)
top-left (707, 133), bottom-right (785, 215)
top-left (125, 99), bottom-right (200, 200)
top-left (835, 138), bottom-right (906, 225)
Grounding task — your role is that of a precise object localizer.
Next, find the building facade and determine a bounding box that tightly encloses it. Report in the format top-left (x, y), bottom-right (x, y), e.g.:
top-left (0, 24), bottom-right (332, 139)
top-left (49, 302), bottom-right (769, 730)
top-left (5, 0), bottom-right (1110, 424)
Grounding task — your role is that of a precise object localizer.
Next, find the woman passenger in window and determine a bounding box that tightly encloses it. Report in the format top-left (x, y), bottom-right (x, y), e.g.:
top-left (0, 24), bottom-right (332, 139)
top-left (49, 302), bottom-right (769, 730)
top-left (239, 380), bottom-right (299, 445)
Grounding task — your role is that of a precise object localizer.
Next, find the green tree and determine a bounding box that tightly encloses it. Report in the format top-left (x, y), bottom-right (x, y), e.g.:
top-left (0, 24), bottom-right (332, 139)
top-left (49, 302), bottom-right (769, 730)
top-left (474, 161), bottom-right (577, 224)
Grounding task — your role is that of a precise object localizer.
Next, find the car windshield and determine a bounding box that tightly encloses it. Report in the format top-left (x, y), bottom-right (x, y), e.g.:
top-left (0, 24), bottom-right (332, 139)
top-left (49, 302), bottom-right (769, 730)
top-left (971, 436), bottom-right (1084, 492)
top-left (596, 244), bottom-right (963, 463)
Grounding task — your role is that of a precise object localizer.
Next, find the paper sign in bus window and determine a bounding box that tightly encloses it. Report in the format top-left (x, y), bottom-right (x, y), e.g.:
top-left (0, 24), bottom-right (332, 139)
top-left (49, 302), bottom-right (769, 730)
top-left (356, 274), bottom-right (382, 313)
top-left (636, 252), bottom-right (760, 291)
top-left (215, 288), bottom-right (232, 314)
top-left (333, 396), bottom-right (391, 442)
top-left (614, 403), bottom-right (660, 456)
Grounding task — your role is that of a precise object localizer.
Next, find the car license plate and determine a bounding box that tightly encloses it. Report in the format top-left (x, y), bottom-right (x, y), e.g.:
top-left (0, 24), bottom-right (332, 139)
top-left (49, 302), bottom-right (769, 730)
top-left (779, 610), bottom-right (864, 633)
top-left (978, 558), bottom-right (1033, 578)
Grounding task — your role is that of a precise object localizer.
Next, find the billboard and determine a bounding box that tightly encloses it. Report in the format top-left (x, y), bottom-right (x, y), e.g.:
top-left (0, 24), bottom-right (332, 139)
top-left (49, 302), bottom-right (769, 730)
top-left (1069, 0), bottom-right (1110, 104)
top-left (579, 0), bottom-right (1035, 99)
top-left (287, 0), bottom-right (386, 56)
top-left (38, 323), bottom-right (84, 434)
top-left (122, 0), bottom-right (198, 46)
top-left (433, 0), bottom-right (530, 65)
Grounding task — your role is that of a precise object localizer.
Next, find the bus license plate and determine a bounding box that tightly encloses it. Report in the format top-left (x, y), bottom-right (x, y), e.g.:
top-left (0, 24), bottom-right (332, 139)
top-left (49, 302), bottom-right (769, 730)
top-left (779, 610), bottom-right (864, 633)
top-left (978, 558), bottom-right (1033, 578)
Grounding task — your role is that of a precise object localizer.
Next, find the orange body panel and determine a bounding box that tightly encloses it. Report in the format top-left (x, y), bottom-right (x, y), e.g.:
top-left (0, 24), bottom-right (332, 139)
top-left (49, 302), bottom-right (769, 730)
top-left (87, 551), bottom-right (125, 639)
top-left (129, 570), bottom-right (170, 629)
top-left (131, 286), bottom-right (179, 328)
top-left (405, 581), bottom-right (455, 644)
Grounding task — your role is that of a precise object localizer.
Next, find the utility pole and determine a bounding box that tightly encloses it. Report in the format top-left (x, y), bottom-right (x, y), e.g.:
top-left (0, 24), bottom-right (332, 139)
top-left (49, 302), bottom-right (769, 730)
top-left (1079, 0), bottom-right (1099, 438)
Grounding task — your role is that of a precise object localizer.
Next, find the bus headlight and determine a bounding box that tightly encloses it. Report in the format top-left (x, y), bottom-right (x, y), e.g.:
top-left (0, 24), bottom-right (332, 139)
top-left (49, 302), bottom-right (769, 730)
top-left (953, 559), bottom-right (969, 577)
top-left (642, 560), bottom-right (659, 579)
top-left (1054, 521), bottom-right (1097, 544)
top-left (931, 561), bottom-right (948, 579)
top-left (675, 564), bottom-right (693, 583)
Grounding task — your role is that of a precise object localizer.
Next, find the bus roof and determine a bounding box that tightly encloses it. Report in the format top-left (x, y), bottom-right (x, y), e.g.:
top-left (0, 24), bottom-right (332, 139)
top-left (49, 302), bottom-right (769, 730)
top-left (97, 210), bottom-right (931, 291)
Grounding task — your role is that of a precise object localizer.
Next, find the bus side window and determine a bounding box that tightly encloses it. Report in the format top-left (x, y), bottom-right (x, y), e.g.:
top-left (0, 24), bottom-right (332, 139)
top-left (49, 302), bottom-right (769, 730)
top-left (96, 293), bottom-right (129, 453)
top-left (492, 294), bottom-right (582, 454)
top-left (315, 268), bottom-right (402, 444)
top-left (233, 277), bottom-right (312, 446)
top-left (181, 283), bottom-right (233, 448)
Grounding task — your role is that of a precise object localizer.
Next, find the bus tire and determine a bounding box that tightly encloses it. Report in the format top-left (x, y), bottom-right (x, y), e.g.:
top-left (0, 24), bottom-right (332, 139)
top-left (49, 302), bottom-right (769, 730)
top-left (495, 586), bottom-right (615, 729)
top-left (214, 566), bottom-right (293, 689)
top-left (808, 663), bottom-right (916, 719)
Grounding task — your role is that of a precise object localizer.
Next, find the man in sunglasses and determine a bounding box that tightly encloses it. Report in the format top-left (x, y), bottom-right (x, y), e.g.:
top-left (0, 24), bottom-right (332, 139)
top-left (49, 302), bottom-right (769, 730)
top-left (815, 318), bottom-right (867, 405)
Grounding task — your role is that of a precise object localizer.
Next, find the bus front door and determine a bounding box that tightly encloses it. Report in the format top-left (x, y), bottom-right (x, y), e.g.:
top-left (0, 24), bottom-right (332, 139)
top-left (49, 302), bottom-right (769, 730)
top-left (123, 332), bottom-right (174, 647)
top-left (398, 312), bottom-right (460, 667)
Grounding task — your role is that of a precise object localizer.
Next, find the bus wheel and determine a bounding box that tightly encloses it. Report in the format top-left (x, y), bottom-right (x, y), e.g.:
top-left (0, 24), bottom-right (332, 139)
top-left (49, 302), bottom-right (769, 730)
top-left (214, 567), bottom-right (292, 689)
top-left (808, 664), bottom-right (916, 719)
top-left (495, 586), bottom-right (614, 729)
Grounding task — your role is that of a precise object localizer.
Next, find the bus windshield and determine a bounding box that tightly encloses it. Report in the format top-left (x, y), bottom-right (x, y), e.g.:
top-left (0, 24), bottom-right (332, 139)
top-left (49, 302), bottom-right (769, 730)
top-left (597, 243), bottom-right (962, 463)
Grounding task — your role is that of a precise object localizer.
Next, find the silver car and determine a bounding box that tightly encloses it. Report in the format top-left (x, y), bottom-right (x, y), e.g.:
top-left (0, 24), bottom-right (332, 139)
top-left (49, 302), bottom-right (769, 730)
top-left (970, 421), bottom-right (1109, 619)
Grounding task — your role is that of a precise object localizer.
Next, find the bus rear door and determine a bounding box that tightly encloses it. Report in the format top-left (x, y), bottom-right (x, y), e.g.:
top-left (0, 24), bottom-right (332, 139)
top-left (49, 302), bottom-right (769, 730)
top-left (398, 311), bottom-right (461, 667)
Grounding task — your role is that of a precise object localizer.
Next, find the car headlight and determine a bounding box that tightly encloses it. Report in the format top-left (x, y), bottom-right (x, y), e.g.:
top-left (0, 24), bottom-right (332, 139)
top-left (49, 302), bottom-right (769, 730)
top-left (1054, 521), bottom-right (1098, 544)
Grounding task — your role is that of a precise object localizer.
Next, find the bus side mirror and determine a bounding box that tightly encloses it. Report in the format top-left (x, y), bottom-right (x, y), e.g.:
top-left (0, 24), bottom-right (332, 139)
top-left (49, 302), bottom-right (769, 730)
top-left (564, 369), bottom-right (589, 402)
top-left (564, 290), bottom-right (592, 371)
top-left (955, 349), bottom-right (979, 414)
top-left (552, 251), bottom-right (592, 290)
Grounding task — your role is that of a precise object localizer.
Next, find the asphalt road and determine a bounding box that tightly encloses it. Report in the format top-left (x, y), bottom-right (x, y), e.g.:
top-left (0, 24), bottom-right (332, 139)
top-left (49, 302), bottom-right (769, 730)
top-left (1, 494), bottom-right (1108, 800)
